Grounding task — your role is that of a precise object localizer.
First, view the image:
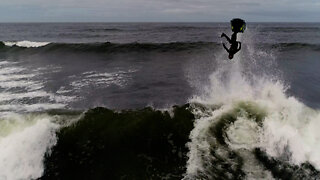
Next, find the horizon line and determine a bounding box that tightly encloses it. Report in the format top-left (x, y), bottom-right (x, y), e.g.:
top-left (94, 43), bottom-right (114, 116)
top-left (0, 21), bottom-right (319, 24)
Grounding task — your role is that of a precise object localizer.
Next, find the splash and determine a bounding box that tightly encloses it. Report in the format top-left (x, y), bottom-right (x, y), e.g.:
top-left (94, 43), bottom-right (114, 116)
top-left (184, 29), bottom-right (320, 179)
top-left (0, 114), bottom-right (58, 180)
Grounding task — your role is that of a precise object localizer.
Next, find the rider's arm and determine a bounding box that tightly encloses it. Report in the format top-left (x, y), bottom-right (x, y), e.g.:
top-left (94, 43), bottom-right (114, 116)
top-left (221, 33), bottom-right (232, 44)
top-left (223, 43), bottom-right (230, 53)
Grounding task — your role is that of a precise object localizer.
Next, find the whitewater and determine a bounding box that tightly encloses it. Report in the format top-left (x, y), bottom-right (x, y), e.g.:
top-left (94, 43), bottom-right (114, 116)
top-left (184, 30), bottom-right (320, 179)
top-left (0, 56), bottom-right (78, 179)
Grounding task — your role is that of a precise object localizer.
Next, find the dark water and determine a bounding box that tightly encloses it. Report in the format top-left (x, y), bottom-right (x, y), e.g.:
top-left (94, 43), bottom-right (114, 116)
top-left (0, 23), bottom-right (320, 179)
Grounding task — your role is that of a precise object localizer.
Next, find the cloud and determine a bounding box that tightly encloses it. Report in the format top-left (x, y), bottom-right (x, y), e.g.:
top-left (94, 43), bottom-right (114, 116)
top-left (0, 0), bottom-right (319, 22)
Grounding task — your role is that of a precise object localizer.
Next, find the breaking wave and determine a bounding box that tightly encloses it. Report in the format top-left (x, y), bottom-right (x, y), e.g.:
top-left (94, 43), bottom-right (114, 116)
top-left (183, 33), bottom-right (320, 179)
top-left (3, 41), bottom-right (50, 48)
top-left (0, 113), bottom-right (59, 180)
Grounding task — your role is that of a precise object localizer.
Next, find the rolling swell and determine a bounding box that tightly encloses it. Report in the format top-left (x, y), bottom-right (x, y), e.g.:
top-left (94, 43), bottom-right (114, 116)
top-left (0, 41), bottom-right (217, 53)
top-left (1, 41), bottom-right (320, 54)
top-left (42, 105), bottom-right (194, 179)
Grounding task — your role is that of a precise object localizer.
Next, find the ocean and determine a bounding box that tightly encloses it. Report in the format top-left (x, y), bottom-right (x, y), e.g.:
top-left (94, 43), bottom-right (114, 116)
top-left (0, 22), bottom-right (320, 179)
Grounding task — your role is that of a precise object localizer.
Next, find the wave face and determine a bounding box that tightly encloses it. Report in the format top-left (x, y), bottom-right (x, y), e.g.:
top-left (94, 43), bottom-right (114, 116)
top-left (183, 32), bottom-right (320, 179)
top-left (42, 105), bottom-right (194, 179)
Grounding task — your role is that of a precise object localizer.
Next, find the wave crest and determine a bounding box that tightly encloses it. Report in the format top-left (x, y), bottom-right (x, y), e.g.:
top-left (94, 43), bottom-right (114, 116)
top-left (3, 41), bottom-right (50, 48)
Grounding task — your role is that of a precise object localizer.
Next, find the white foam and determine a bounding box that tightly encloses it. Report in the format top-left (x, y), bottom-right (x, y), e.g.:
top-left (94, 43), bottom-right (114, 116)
top-left (0, 91), bottom-right (51, 102)
top-left (0, 80), bottom-right (42, 89)
top-left (49, 94), bottom-right (76, 103)
top-left (56, 86), bottom-right (73, 94)
top-left (0, 60), bottom-right (75, 112)
top-left (4, 41), bottom-right (50, 48)
top-left (0, 90), bottom-right (75, 104)
top-left (260, 98), bottom-right (320, 168)
top-left (184, 32), bottom-right (320, 178)
top-left (86, 72), bottom-right (113, 78)
top-left (0, 59), bottom-right (76, 180)
top-left (0, 69), bottom-right (42, 89)
top-left (0, 61), bottom-right (16, 66)
top-left (0, 114), bottom-right (58, 180)
top-left (185, 68), bottom-right (307, 178)
top-left (0, 67), bottom-right (25, 75)
top-left (70, 70), bottom-right (134, 91)
top-left (0, 74), bottom-right (36, 81)
top-left (0, 103), bottom-right (66, 112)
top-left (225, 116), bottom-right (262, 150)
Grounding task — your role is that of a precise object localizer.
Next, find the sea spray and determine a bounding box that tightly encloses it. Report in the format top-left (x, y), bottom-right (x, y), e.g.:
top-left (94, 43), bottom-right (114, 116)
top-left (184, 29), bottom-right (320, 179)
top-left (0, 114), bottom-right (58, 180)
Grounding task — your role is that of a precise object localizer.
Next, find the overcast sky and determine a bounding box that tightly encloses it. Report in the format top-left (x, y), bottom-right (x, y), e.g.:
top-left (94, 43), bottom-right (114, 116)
top-left (0, 0), bottom-right (319, 22)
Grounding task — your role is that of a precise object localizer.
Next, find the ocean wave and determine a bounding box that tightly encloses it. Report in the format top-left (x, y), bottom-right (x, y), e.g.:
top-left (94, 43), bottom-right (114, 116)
top-left (0, 41), bottom-right (319, 53)
top-left (0, 41), bottom-right (219, 52)
top-left (42, 105), bottom-right (194, 179)
top-left (0, 113), bottom-right (59, 180)
top-left (1, 100), bottom-right (319, 179)
top-left (1, 99), bottom-right (318, 179)
top-left (39, 94), bottom-right (320, 180)
top-left (44, 41), bottom-right (217, 53)
top-left (3, 41), bottom-right (50, 48)
top-left (183, 50), bottom-right (320, 179)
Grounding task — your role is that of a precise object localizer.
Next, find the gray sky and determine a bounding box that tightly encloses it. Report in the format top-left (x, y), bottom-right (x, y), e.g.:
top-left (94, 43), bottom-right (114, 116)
top-left (0, 0), bottom-right (319, 22)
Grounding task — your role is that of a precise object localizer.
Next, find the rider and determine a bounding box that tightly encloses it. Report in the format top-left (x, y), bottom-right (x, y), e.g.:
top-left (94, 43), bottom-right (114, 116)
top-left (221, 32), bottom-right (241, 59)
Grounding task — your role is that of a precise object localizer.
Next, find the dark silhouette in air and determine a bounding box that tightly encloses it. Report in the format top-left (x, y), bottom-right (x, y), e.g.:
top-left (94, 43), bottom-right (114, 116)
top-left (221, 18), bottom-right (246, 59)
